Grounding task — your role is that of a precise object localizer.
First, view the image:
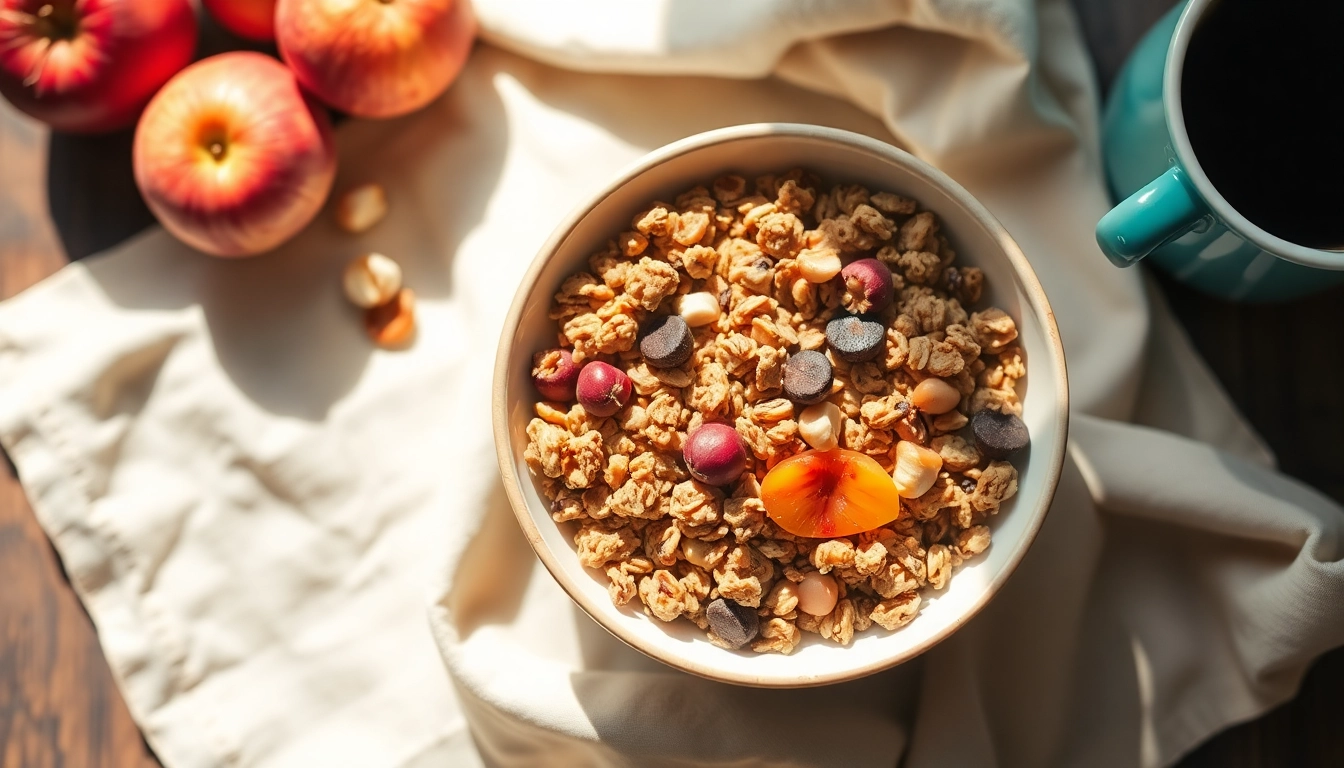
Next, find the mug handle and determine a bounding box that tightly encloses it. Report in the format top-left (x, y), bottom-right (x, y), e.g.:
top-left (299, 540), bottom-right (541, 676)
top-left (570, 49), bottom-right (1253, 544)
top-left (1096, 166), bottom-right (1209, 267)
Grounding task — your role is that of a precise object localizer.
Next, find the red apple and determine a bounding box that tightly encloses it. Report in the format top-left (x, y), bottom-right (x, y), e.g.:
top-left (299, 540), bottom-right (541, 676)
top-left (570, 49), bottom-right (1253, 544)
top-left (133, 52), bottom-right (337, 258)
top-left (275, 0), bottom-right (475, 119)
top-left (0, 0), bottom-right (197, 133)
top-left (202, 0), bottom-right (276, 41)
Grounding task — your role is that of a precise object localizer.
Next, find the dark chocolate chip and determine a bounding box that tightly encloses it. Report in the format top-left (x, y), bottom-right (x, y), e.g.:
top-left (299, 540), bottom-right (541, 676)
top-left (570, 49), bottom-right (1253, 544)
top-left (782, 350), bottom-right (834, 405)
top-left (705, 598), bottom-right (759, 650)
top-left (639, 314), bottom-right (693, 368)
top-left (825, 314), bottom-right (885, 362)
top-left (970, 409), bottom-right (1030, 459)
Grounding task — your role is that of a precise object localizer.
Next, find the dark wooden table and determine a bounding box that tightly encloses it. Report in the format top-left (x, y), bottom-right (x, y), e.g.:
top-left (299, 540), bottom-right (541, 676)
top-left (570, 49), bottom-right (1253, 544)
top-left (1, 2), bottom-right (1340, 766)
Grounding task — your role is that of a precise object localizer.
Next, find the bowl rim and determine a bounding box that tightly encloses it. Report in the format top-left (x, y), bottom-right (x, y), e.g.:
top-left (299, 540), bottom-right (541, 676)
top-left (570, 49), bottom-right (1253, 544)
top-left (492, 123), bottom-right (1070, 688)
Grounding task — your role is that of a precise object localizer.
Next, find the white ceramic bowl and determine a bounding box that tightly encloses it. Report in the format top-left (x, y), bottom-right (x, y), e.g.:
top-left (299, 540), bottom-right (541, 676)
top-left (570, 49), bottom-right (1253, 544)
top-left (493, 124), bottom-right (1068, 687)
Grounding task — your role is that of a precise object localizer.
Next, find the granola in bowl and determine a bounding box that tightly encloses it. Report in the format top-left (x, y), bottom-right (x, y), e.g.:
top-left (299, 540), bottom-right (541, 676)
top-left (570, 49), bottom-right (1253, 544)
top-left (522, 169), bottom-right (1028, 655)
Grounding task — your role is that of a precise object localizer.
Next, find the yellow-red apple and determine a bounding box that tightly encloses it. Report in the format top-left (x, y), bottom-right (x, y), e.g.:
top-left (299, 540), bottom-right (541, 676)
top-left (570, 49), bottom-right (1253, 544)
top-left (133, 52), bottom-right (337, 258)
top-left (0, 0), bottom-right (197, 133)
top-left (275, 0), bottom-right (475, 119)
top-left (202, 0), bottom-right (277, 41)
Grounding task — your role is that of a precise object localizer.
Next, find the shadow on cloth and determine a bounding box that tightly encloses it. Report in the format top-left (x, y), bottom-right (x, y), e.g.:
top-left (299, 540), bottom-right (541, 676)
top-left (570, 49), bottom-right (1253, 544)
top-left (493, 57), bottom-right (897, 165)
top-left (569, 660), bottom-right (915, 765)
top-left (1068, 413), bottom-right (1344, 762)
top-left (69, 64), bottom-right (509, 421)
top-left (447, 475), bottom-right (537, 637)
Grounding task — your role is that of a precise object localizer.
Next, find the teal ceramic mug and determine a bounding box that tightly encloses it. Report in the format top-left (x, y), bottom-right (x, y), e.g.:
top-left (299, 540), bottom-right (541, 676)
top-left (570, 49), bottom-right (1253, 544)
top-left (1096, 0), bottom-right (1344, 302)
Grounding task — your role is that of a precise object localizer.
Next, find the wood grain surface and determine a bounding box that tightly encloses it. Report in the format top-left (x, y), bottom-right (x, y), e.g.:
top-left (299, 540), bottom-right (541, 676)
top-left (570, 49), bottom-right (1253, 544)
top-left (0, 112), bottom-right (160, 768)
top-left (1, 1), bottom-right (1340, 766)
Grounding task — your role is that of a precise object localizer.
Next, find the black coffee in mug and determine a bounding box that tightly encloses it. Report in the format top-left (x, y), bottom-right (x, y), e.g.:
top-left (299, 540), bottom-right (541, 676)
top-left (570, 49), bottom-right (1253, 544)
top-left (1181, 0), bottom-right (1344, 250)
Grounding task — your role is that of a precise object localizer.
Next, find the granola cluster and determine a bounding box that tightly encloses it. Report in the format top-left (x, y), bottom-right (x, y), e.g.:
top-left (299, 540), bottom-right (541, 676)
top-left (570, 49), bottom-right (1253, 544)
top-left (524, 170), bottom-right (1023, 654)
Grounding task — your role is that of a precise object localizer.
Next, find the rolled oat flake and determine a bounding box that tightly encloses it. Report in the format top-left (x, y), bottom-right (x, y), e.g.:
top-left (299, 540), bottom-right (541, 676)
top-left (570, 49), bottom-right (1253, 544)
top-left (706, 597), bottom-right (759, 649)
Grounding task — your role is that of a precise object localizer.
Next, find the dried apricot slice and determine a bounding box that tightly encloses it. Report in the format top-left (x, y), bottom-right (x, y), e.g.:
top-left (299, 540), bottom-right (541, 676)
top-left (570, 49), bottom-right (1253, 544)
top-left (760, 449), bottom-right (902, 538)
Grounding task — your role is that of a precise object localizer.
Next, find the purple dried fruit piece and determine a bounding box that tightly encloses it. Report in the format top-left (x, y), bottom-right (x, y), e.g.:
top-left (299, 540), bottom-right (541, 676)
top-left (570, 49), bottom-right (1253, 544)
top-left (706, 597), bottom-right (759, 649)
top-left (825, 314), bottom-right (885, 363)
top-left (840, 258), bottom-right (895, 314)
top-left (576, 361), bottom-right (632, 418)
top-left (782, 349), bottom-right (833, 405)
top-left (970, 409), bottom-right (1030, 459)
top-left (639, 314), bottom-right (693, 368)
top-left (942, 266), bottom-right (963, 294)
top-left (531, 348), bottom-right (580, 402)
top-left (683, 422), bottom-right (748, 486)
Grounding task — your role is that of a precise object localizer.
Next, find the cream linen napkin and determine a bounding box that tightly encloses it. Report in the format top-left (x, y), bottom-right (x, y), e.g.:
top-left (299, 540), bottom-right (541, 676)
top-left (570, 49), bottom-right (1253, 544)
top-left (1, 1), bottom-right (1341, 767)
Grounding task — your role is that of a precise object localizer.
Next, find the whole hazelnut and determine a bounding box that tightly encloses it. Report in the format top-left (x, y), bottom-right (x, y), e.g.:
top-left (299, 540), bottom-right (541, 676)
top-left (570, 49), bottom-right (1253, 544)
top-left (364, 288), bottom-right (416, 349)
top-left (343, 253), bottom-right (402, 308)
top-left (797, 572), bottom-right (839, 616)
top-left (335, 182), bottom-right (388, 233)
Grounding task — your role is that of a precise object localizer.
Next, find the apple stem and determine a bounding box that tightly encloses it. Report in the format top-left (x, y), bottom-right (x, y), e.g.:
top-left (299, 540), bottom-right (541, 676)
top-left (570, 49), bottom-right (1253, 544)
top-left (208, 142), bottom-right (227, 161)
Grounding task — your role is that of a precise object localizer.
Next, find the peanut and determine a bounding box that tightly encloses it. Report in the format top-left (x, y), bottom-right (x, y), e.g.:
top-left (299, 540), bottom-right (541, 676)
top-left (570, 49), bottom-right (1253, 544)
top-left (364, 288), bottom-right (416, 348)
top-left (910, 377), bottom-right (961, 414)
top-left (798, 249), bottom-right (842, 283)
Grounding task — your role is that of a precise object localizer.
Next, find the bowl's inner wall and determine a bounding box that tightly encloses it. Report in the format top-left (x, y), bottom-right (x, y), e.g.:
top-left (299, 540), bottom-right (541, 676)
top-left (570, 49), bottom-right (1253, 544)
top-left (502, 131), bottom-right (1064, 685)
